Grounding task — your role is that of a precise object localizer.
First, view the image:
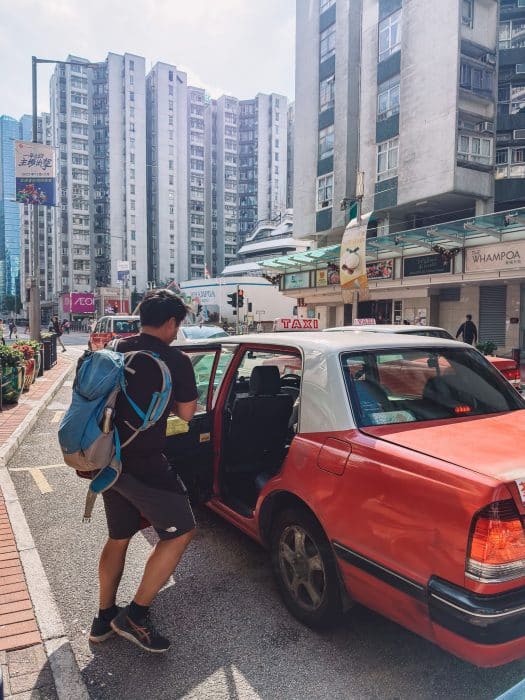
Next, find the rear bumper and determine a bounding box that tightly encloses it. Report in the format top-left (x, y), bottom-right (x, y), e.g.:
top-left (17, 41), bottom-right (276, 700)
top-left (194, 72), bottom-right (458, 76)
top-left (428, 577), bottom-right (525, 645)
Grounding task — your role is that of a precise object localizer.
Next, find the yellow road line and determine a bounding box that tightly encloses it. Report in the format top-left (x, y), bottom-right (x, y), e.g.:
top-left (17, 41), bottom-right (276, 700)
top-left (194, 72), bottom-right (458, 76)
top-left (28, 468), bottom-right (53, 494)
top-left (9, 463), bottom-right (65, 472)
top-left (51, 410), bottom-right (64, 423)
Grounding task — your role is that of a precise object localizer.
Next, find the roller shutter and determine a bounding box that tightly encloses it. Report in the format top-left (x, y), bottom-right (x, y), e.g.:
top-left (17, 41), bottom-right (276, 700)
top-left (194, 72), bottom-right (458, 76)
top-left (479, 285), bottom-right (506, 346)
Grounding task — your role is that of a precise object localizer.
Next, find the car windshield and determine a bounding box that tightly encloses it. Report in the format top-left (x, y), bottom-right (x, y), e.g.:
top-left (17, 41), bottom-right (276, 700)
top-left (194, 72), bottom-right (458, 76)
top-left (341, 347), bottom-right (524, 427)
top-left (182, 326), bottom-right (228, 340)
top-left (113, 319), bottom-right (140, 333)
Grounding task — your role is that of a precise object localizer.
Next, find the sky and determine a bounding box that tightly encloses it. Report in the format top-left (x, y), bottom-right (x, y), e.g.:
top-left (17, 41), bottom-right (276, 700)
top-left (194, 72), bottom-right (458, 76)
top-left (0, 0), bottom-right (296, 119)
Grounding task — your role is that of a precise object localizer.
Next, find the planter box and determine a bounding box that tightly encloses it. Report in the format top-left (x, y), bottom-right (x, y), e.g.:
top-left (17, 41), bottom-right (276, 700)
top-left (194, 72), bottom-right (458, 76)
top-left (1, 365), bottom-right (25, 404)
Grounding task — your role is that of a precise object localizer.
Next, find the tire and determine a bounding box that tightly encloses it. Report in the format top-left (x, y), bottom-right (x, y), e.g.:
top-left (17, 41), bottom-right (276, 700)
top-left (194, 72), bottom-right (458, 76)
top-left (270, 507), bottom-right (342, 629)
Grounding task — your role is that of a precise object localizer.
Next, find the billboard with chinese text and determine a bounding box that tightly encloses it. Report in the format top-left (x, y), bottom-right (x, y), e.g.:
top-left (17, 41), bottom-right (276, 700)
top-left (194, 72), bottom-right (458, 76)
top-left (15, 141), bottom-right (55, 206)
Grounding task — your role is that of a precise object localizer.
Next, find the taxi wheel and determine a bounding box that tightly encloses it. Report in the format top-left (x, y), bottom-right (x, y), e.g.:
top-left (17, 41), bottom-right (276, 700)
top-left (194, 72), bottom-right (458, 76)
top-left (271, 507), bottom-right (342, 629)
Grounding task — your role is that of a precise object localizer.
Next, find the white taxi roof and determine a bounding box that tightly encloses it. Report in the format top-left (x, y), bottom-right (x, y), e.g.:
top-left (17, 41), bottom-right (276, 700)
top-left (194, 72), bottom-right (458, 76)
top-left (324, 324), bottom-right (450, 334)
top-left (184, 332), bottom-right (467, 434)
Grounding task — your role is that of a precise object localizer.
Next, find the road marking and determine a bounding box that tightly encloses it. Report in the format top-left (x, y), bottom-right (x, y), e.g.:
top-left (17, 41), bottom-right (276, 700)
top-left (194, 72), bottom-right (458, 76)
top-left (9, 463), bottom-right (65, 472)
top-left (51, 410), bottom-right (64, 423)
top-left (28, 468), bottom-right (53, 494)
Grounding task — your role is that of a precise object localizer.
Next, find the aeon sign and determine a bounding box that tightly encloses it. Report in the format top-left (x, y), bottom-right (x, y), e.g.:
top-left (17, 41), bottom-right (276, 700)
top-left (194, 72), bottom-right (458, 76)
top-left (71, 293), bottom-right (95, 314)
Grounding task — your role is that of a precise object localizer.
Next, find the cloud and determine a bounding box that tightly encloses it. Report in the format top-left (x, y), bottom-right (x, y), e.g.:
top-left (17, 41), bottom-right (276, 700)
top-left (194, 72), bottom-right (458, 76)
top-left (0, 0), bottom-right (295, 117)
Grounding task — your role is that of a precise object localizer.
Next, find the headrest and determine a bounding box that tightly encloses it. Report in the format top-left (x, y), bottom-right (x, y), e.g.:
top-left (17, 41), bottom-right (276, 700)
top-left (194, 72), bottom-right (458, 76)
top-left (250, 365), bottom-right (281, 396)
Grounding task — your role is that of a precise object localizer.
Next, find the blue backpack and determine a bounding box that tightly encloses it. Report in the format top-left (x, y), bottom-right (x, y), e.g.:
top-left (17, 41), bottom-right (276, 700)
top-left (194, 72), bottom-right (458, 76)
top-left (58, 348), bottom-right (172, 521)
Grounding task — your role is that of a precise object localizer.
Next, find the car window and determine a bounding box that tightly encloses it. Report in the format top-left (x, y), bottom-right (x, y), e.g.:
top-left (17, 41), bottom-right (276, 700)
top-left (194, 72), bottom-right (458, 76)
top-left (100, 318), bottom-right (109, 333)
top-left (113, 319), bottom-right (140, 334)
top-left (189, 349), bottom-right (235, 413)
top-left (342, 347), bottom-right (524, 427)
top-left (403, 329), bottom-right (454, 339)
top-left (182, 326), bottom-right (228, 340)
top-left (94, 321), bottom-right (102, 333)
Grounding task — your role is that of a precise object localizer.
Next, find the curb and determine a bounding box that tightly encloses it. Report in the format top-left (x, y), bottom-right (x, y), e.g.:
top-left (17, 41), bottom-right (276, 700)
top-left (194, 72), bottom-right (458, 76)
top-left (0, 360), bottom-right (90, 700)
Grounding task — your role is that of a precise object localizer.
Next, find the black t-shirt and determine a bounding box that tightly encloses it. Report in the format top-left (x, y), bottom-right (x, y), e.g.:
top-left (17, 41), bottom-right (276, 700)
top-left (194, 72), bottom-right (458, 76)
top-left (114, 333), bottom-right (197, 459)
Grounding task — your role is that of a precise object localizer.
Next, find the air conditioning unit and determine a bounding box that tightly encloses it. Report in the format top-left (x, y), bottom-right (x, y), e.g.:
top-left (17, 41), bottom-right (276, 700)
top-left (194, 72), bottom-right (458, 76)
top-left (514, 129), bottom-right (525, 140)
top-left (475, 121), bottom-right (495, 133)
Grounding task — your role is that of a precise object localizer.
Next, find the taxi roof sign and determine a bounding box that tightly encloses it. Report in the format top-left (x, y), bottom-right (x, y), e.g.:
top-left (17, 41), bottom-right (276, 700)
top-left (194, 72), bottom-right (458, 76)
top-left (273, 318), bottom-right (319, 332)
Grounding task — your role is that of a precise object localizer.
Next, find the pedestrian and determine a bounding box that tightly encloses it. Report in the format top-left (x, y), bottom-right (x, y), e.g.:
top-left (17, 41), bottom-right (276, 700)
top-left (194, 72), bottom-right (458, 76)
top-left (51, 316), bottom-right (66, 352)
top-left (8, 320), bottom-right (17, 340)
top-left (403, 320), bottom-right (410, 325)
top-left (456, 314), bottom-right (478, 345)
top-left (0, 319), bottom-right (5, 346)
top-left (89, 289), bottom-right (198, 653)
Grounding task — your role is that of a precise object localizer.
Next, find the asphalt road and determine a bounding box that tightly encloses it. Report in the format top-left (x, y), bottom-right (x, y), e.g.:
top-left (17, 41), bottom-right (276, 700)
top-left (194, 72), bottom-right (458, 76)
top-left (6, 343), bottom-right (525, 699)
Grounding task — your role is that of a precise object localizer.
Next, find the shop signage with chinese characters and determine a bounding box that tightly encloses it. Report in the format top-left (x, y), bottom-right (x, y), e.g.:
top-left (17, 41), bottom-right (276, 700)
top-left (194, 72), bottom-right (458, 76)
top-left (403, 254), bottom-right (451, 278)
top-left (465, 240), bottom-right (525, 273)
top-left (316, 269), bottom-right (328, 287)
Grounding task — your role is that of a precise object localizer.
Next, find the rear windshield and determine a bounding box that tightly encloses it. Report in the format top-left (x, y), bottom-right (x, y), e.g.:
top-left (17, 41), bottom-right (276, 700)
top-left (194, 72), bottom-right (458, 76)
top-left (113, 319), bottom-right (140, 334)
top-left (341, 347), bottom-right (524, 427)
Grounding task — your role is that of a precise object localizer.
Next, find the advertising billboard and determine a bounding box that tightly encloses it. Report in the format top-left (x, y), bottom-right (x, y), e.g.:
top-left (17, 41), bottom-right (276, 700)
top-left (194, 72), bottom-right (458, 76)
top-left (71, 293), bottom-right (95, 314)
top-left (15, 141), bottom-right (55, 206)
top-left (464, 241), bottom-right (525, 273)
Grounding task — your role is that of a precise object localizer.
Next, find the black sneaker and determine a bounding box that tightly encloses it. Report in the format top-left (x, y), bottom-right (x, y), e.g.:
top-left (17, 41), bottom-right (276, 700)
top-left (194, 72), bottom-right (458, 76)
top-left (110, 606), bottom-right (171, 653)
top-left (89, 606), bottom-right (123, 643)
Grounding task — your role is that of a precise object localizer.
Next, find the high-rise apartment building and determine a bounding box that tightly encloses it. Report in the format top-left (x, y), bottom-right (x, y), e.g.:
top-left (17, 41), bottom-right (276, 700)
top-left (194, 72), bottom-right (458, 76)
top-left (187, 86), bottom-right (208, 280)
top-left (295, 0), bottom-right (497, 246)
top-left (287, 102), bottom-right (295, 209)
top-left (238, 93), bottom-right (288, 244)
top-left (496, 0), bottom-right (525, 210)
top-left (146, 63), bottom-right (188, 286)
top-left (214, 95), bottom-right (239, 274)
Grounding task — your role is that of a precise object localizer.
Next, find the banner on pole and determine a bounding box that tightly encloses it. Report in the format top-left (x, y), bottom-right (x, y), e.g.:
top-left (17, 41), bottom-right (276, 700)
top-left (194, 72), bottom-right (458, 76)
top-left (15, 141), bottom-right (55, 206)
top-left (117, 260), bottom-right (130, 281)
top-left (340, 217), bottom-right (369, 302)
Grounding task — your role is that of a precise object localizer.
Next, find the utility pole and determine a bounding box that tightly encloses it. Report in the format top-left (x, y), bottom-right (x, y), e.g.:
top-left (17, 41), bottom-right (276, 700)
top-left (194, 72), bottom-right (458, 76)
top-left (29, 56), bottom-right (41, 341)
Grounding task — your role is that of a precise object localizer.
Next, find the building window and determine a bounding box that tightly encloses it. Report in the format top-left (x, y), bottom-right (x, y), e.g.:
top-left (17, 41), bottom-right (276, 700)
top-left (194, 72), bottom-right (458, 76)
top-left (457, 135), bottom-right (492, 165)
top-left (168, 70), bottom-right (173, 81)
top-left (462, 0), bottom-right (473, 28)
top-left (169, 85), bottom-right (174, 96)
top-left (317, 173), bottom-right (333, 210)
top-left (320, 0), bottom-right (335, 11)
top-left (378, 9), bottom-right (401, 63)
top-left (377, 75), bottom-right (400, 120)
top-left (168, 100), bottom-right (174, 111)
top-left (320, 24), bottom-right (336, 62)
top-left (129, 91), bottom-right (135, 102)
top-left (168, 115), bottom-right (173, 125)
top-left (319, 124), bottom-right (335, 160)
top-left (129, 60), bottom-right (134, 71)
top-left (377, 137), bottom-right (398, 181)
top-left (319, 75), bottom-right (335, 113)
top-left (497, 20), bottom-right (525, 50)
top-left (460, 62), bottom-right (493, 93)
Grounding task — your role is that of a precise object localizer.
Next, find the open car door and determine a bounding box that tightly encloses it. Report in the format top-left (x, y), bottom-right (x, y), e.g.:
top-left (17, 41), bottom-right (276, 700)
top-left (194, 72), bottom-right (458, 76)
top-left (164, 344), bottom-right (235, 504)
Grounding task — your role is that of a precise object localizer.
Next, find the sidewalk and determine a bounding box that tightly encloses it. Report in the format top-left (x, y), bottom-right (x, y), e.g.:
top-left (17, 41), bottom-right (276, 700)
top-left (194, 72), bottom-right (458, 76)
top-left (0, 355), bottom-right (80, 700)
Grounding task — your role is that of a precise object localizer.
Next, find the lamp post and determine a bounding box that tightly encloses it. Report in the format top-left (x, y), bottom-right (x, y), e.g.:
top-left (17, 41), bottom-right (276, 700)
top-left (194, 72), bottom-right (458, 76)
top-left (29, 56), bottom-right (100, 340)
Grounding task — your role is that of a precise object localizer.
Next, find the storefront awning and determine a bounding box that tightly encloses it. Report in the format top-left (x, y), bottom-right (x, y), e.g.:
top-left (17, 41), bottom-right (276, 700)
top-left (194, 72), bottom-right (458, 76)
top-left (260, 207), bottom-right (525, 273)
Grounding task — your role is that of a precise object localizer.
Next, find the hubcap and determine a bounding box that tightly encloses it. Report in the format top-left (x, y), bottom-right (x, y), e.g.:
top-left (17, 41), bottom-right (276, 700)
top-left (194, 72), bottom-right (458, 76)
top-left (278, 524), bottom-right (326, 612)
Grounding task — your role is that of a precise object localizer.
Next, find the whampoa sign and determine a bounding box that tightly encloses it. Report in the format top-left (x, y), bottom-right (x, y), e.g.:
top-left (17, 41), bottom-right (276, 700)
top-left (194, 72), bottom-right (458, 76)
top-left (465, 240), bottom-right (525, 273)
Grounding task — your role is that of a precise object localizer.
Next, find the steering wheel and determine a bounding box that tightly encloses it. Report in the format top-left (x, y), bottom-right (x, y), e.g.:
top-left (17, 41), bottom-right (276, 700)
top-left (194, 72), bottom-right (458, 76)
top-left (281, 373), bottom-right (301, 388)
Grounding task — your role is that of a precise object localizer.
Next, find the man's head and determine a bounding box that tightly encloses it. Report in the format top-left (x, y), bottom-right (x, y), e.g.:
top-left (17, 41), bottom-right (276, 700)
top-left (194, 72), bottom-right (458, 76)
top-left (139, 289), bottom-right (189, 344)
top-left (466, 314), bottom-right (472, 321)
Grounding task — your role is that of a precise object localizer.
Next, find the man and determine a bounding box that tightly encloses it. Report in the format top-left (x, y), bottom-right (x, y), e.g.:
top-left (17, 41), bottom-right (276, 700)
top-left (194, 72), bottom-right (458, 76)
top-left (89, 289), bottom-right (198, 653)
top-left (456, 314), bottom-right (478, 345)
top-left (51, 316), bottom-right (66, 352)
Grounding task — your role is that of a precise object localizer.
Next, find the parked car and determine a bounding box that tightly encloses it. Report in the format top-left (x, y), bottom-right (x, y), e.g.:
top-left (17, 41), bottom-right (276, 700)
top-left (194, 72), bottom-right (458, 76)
top-left (174, 324), bottom-right (229, 344)
top-left (325, 325), bottom-right (521, 388)
top-left (88, 315), bottom-right (140, 350)
top-left (166, 331), bottom-right (525, 667)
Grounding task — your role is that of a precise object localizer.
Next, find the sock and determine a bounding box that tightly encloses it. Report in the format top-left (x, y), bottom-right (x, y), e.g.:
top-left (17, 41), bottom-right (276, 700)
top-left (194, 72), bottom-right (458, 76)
top-left (98, 604), bottom-right (118, 622)
top-left (128, 601), bottom-right (150, 623)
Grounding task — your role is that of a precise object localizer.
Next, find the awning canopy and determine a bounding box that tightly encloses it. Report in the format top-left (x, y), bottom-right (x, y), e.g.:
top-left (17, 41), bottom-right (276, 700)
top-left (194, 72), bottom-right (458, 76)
top-left (259, 207), bottom-right (525, 273)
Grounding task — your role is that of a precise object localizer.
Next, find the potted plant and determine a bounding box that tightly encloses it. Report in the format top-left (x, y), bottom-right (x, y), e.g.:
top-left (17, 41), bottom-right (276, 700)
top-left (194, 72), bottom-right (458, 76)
top-left (476, 340), bottom-right (498, 356)
top-left (12, 343), bottom-right (36, 391)
top-left (24, 340), bottom-right (42, 382)
top-left (0, 345), bottom-right (25, 403)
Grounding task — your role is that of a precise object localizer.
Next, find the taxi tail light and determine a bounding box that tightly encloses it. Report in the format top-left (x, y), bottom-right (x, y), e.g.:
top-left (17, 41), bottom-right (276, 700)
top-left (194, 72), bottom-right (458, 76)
top-left (466, 500), bottom-right (525, 584)
top-left (501, 367), bottom-right (520, 384)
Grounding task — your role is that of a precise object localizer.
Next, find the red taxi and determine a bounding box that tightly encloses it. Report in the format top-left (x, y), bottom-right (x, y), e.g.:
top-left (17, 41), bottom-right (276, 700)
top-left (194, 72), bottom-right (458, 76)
top-left (166, 332), bottom-right (525, 667)
top-left (88, 315), bottom-right (140, 351)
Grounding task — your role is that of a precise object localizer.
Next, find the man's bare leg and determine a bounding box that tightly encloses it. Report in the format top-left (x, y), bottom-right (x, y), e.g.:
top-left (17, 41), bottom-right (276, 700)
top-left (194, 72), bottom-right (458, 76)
top-left (98, 537), bottom-right (130, 608)
top-left (134, 530), bottom-right (194, 606)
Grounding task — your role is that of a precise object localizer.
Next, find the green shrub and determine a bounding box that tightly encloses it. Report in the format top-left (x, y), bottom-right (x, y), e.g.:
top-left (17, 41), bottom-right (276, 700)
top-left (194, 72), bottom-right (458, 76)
top-left (476, 340), bottom-right (498, 356)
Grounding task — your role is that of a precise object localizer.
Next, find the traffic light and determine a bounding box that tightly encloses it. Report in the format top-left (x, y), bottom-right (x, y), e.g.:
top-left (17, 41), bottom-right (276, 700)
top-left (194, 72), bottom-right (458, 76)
top-left (227, 292), bottom-right (238, 308)
top-left (237, 289), bottom-right (244, 308)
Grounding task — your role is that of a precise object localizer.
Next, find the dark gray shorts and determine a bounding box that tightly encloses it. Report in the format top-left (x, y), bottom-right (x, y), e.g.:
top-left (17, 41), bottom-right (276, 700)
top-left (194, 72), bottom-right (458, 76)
top-left (102, 458), bottom-right (196, 540)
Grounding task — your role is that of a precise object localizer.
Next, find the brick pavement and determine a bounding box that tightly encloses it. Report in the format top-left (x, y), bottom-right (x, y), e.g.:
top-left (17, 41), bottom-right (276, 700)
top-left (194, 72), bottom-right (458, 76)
top-left (0, 354), bottom-right (72, 699)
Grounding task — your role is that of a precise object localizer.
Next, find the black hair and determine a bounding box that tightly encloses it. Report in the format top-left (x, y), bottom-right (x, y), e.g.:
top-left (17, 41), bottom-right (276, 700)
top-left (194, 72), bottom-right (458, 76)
top-left (466, 314), bottom-right (472, 320)
top-left (139, 289), bottom-right (189, 327)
